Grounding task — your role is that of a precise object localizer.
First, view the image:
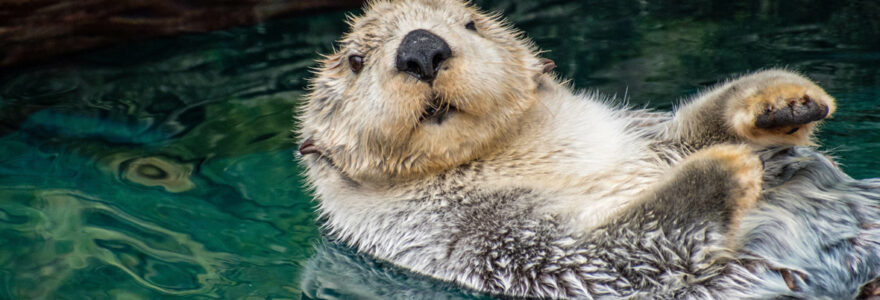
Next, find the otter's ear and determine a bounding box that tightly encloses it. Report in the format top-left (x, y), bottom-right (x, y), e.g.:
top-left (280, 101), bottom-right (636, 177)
top-left (540, 58), bottom-right (556, 74)
top-left (533, 57), bottom-right (555, 89)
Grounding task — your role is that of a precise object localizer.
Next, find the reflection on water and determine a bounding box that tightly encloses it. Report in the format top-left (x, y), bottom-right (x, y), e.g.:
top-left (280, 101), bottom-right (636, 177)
top-left (0, 0), bottom-right (878, 299)
top-left (0, 190), bottom-right (231, 299)
top-left (0, 12), bottom-right (332, 298)
top-left (300, 240), bottom-right (491, 300)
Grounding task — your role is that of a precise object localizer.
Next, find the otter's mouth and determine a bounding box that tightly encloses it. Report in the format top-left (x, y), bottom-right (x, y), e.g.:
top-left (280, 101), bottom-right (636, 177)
top-left (299, 138), bottom-right (320, 156)
top-left (420, 95), bottom-right (458, 125)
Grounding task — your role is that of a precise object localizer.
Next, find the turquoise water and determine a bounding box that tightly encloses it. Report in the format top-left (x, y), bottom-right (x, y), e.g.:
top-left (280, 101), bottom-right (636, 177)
top-left (1, 1), bottom-right (878, 299)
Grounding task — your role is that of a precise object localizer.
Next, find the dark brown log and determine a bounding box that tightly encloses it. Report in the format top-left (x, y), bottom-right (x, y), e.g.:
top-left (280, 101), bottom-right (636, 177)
top-left (0, 0), bottom-right (364, 68)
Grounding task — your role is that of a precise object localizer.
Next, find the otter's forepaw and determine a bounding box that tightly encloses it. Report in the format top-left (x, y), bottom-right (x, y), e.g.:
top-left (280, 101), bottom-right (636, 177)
top-left (686, 145), bottom-right (764, 245)
top-left (635, 145), bottom-right (762, 249)
top-left (691, 145), bottom-right (764, 210)
top-left (730, 81), bottom-right (835, 146)
top-left (754, 93), bottom-right (828, 130)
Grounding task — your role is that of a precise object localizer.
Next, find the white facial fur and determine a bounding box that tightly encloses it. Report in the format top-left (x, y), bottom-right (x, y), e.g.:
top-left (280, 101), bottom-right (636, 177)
top-left (299, 0), bottom-right (545, 183)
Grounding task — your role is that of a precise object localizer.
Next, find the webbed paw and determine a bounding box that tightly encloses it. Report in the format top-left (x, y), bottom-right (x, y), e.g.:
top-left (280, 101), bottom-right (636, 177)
top-left (754, 91), bottom-right (830, 131)
top-left (728, 71), bottom-right (836, 146)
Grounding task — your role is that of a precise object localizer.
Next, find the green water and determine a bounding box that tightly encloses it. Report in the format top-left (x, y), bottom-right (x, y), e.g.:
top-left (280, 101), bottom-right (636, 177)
top-left (0, 0), bottom-right (878, 299)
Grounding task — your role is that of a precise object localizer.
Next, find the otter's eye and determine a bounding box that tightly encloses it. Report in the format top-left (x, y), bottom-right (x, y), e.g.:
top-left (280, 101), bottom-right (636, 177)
top-left (348, 55), bottom-right (364, 73)
top-left (465, 21), bottom-right (477, 31)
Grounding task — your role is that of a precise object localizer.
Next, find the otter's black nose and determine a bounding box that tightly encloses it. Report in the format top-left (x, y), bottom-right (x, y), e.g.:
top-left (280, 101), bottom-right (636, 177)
top-left (395, 29), bottom-right (452, 82)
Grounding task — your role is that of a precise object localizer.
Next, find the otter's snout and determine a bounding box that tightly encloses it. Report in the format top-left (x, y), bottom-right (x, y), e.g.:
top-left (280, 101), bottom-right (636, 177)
top-left (395, 29), bottom-right (451, 82)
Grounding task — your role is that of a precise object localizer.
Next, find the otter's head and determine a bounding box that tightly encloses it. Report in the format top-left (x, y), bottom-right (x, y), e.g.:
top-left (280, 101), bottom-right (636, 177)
top-left (299, 0), bottom-right (545, 183)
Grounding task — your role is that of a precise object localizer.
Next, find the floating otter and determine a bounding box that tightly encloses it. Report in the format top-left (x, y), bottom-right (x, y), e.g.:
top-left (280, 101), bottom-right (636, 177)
top-left (297, 0), bottom-right (880, 298)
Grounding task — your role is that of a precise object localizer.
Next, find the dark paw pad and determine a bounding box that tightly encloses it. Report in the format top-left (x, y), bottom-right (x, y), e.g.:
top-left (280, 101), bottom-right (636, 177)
top-left (755, 96), bottom-right (829, 129)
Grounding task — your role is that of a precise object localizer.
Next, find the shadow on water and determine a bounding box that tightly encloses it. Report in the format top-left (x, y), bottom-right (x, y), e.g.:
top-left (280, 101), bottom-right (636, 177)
top-left (0, 0), bottom-right (877, 298)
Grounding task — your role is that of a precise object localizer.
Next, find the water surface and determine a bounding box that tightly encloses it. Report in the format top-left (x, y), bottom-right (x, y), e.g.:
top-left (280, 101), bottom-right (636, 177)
top-left (1, 0), bottom-right (878, 299)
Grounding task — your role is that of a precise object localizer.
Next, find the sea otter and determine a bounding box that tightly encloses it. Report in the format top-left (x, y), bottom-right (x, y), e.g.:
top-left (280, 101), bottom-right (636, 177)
top-left (296, 0), bottom-right (880, 298)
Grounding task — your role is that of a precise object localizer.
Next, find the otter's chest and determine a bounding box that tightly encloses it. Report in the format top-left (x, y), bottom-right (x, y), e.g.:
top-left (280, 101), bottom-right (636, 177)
top-left (454, 137), bottom-right (670, 230)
